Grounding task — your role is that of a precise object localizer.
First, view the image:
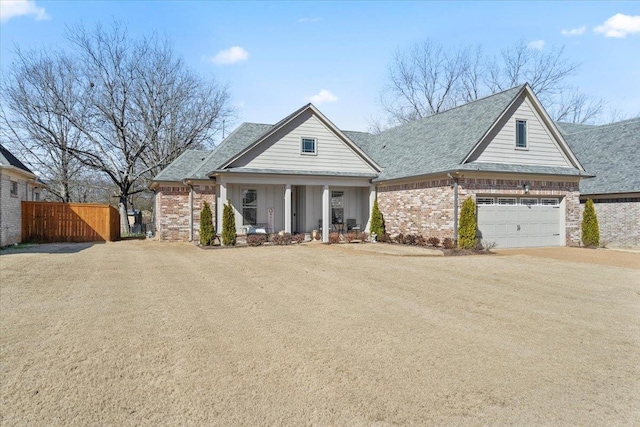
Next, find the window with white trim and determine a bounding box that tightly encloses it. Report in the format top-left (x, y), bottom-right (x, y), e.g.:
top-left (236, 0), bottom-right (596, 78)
top-left (498, 197), bottom-right (517, 205)
top-left (301, 137), bottom-right (317, 155)
top-left (516, 120), bottom-right (527, 149)
top-left (476, 197), bottom-right (495, 205)
top-left (520, 198), bottom-right (538, 206)
top-left (541, 198), bottom-right (559, 206)
top-left (10, 181), bottom-right (18, 197)
top-left (242, 189), bottom-right (257, 226)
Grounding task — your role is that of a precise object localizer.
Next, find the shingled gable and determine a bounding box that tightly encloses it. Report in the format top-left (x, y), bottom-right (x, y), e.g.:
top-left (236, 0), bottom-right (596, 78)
top-left (368, 84), bottom-right (587, 182)
top-left (215, 103), bottom-right (381, 174)
top-left (461, 84), bottom-right (585, 171)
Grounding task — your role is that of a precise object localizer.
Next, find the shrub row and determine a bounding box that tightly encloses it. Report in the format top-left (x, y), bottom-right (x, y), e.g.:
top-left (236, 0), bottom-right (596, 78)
top-left (377, 233), bottom-right (454, 248)
top-left (246, 233), bottom-right (306, 246)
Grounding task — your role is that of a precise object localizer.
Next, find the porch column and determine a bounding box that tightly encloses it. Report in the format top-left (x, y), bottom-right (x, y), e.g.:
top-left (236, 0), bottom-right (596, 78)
top-left (188, 184), bottom-right (194, 242)
top-left (365, 185), bottom-right (376, 232)
top-left (217, 181), bottom-right (227, 238)
top-left (284, 184), bottom-right (292, 234)
top-left (322, 185), bottom-right (330, 243)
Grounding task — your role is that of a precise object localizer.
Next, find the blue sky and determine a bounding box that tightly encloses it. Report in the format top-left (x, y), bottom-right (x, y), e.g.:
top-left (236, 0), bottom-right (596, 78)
top-left (1, 1), bottom-right (639, 134)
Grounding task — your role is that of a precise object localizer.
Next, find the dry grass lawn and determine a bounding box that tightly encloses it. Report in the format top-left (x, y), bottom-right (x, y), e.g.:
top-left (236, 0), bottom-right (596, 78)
top-left (1, 241), bottom-right (639, 425)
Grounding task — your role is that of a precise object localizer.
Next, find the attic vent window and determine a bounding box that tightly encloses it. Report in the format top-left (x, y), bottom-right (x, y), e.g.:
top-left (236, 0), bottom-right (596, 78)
top-left (301, 137), bottom-right (317, 155)
top-left (516, 120), bottom-right (528, 149)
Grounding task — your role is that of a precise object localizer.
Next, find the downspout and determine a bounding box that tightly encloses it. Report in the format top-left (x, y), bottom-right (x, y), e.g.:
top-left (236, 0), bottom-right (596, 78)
top-left (183, 180), bottom-right (194, 242)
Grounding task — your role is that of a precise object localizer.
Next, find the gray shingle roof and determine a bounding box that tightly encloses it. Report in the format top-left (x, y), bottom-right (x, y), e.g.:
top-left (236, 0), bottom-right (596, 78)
top-left (555, 122), bottom-right (597, 136)
top-left (0, 144), bottom-right (34, 174)
top-left (367, 85), bottom-right (526, 181)
top-left (188, 123), bottom-right (273, 179)
top-left (152, 123), bottom-right (273, 181)
top-left (562, 118), bottom-right (640, 195)
top-left (153, 150), bottom-right (210, 181)
top-left (342, 130), bottom-right (375, 151)
top-left (456, 162), bottom-right (586, 176)
top-left (153, 85), bottom-right (635, 195)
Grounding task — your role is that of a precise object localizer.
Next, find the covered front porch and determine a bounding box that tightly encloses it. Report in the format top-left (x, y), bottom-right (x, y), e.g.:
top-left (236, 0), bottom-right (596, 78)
top-left (215, 174), bottom-right (375, 243)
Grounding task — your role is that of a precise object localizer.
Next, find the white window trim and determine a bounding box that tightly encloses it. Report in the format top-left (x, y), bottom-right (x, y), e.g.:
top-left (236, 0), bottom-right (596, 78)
top-left (241, 188), bottom-right (258, 226)
top-left (498, 197), bottom-right (517, 205)
top-left (476, 197), bottom-right (495, 205)
top-left (520, 198), bottom-right (538, 206)
top-left (10, 180), bottom-right (18, 197)
top-left (515, 119), bottom-right (528, 150)
top-left (300, 137), bottom-right (317, 156)
top-left (541, 198), bottom-right (559, 206)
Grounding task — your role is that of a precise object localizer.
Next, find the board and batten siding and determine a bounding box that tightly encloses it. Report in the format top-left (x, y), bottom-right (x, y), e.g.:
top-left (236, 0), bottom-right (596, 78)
top-left (230, 110), bottom-right (376, 173)
top-left (472, 95), bottom-right (573, 167)
top-left (228, 183), bottom-right (285, 232)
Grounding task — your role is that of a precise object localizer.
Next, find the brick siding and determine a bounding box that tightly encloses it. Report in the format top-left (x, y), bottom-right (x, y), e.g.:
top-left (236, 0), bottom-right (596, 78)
top-left (1, 172), bottom-right (39, 247)
top-left (580, 197), bottom-right (640, 248)
top-left (155, 184), bottom-right (216, 242)
top-left (377, 179), bottom-right (453, 240)
top-left (377, 176), bottom-right (581, 246)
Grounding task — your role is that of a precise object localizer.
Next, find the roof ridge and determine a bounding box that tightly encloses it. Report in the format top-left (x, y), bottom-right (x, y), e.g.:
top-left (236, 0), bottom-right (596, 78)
top-left (563, 117), bottom-right (640, 135)
top-left (415, 84), bottom-right (525, 123)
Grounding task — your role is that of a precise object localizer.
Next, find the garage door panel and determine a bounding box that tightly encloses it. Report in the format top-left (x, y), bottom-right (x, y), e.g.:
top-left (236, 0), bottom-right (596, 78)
top-left (477, 198), bottom-right (561, 248)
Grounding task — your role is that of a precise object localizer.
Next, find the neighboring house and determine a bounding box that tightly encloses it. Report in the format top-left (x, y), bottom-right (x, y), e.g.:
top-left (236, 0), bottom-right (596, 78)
top-left (152, 84), bottom-right (596, 248)
top-left (558, 119), bottom-right (640, 248)
top-left (0, 144), bottom-right (44, 246)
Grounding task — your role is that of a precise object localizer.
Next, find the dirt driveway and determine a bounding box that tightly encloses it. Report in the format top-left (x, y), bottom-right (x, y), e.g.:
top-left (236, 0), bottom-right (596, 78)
top-left (496, 246), bottom-right (640, 270)
top-left (1, 241), bottom-right (639, 425)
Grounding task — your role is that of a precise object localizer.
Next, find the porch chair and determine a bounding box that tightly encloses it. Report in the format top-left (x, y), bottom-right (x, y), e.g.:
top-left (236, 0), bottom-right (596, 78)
top-left (346, 218), bottom-right (361, 236)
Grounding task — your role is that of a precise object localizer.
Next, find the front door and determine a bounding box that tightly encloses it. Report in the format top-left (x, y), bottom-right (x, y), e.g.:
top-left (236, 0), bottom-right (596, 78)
top-left (331, 190), bottom-right (344, 230)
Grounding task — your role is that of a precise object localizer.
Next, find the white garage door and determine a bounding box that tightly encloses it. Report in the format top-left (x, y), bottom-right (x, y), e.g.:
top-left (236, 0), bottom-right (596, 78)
top-left (476, 197), bottom-right (562, 248)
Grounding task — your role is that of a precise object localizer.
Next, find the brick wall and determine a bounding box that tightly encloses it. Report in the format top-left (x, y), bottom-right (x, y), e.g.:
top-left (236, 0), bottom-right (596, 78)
top-left (377, 176), bottom-right (581, 245)
top-left (377, 179), bottom-right (454, 240)
top-left (155, 184), bottom-right (216, 242)
top-left (580, 197), bottom-right (640, 248)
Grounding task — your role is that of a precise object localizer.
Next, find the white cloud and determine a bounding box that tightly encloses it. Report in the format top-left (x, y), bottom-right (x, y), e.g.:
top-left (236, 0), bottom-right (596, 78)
top-left (298, 17), bottom-right (321, 23)
top-left (594, 13), bottom-right (640, 38)
top-left (0, 0), bottom-right (49, 23)
top-left (206, 46), bottom-right (249, 65)
top-left (309, 89), bottom-right (338, 104)
top-left (561, 26), bottom-right (586, 36)
top-left (527, 40), bottom-right (545, 50)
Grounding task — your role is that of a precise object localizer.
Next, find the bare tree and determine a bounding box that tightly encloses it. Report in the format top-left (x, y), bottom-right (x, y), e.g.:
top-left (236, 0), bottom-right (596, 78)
top-left (3, 22), bottom-right (234, 234)
top-left (380, 38), bottom-right (602, 127)
top-left (487, 40), bottom-right (579, 103)
top-left (1, 48), bottom-right (88, 202)
top-left (381, 40), bottom-right (468, 124)
top-left (460, 45), bottom-right (485, 103)
top-left (548, 88), bottom-right (604, 124)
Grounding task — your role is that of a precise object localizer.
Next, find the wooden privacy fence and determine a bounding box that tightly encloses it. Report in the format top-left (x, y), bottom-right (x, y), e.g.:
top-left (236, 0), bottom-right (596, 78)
top-left (22, 202), bottom-right (121, 243)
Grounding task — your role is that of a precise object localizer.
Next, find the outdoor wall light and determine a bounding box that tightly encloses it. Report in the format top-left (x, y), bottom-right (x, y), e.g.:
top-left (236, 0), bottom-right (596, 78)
top-left (523, 183), bottom-right (530, 194)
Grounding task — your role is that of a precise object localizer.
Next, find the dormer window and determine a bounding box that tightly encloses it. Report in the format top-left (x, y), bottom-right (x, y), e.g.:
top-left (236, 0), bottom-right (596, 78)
top-left (301, 137), bottom-right (317, 155)
top-left (516, 120), bottom-right (527, 149)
